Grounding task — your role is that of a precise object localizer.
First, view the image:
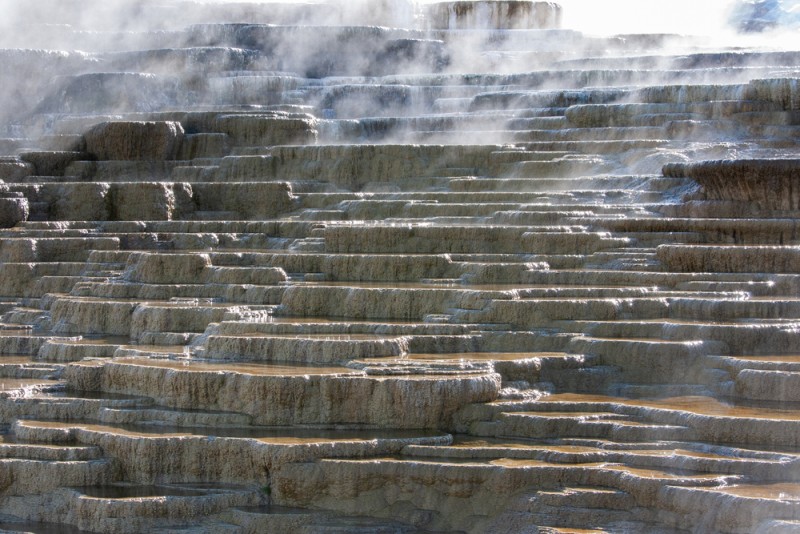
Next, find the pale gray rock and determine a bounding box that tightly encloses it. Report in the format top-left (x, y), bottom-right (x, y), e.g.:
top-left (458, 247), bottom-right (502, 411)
top-left (84, 121), bottom-right (185, 161)
top-left (0, 2), bottom-right (797, 533)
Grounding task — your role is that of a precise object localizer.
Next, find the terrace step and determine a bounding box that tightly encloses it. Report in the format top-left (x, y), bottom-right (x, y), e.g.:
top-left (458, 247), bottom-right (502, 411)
top-left (0, 2), bottom-right (799, 532)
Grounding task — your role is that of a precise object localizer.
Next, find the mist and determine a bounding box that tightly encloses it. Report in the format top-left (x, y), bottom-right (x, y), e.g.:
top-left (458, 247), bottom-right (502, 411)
top-left (0, 0), bottom-right (790, 38)
top-left (0, 0), bottom-right (798, 532)
top-left (0, 0), bottom-right (798, 136)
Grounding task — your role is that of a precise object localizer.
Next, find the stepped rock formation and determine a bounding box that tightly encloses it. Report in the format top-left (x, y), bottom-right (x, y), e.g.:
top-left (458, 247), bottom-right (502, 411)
top-left (0, 0), bottom-right (800, 532)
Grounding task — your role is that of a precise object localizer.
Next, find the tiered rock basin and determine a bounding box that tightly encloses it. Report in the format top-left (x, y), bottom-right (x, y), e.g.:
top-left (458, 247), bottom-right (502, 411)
top-left (0, 0), bottom-right (799, 532)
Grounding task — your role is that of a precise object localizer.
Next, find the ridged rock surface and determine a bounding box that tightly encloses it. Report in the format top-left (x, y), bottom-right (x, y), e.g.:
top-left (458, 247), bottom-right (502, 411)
top-left (84, 121), bottom-right (185, 161)
top-left (0, 0), bottom-right (798, 532)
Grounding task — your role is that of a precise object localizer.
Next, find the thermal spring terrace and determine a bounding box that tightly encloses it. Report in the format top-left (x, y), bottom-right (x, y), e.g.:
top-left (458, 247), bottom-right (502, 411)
top-left (0, 0), bottom-right (799, 532)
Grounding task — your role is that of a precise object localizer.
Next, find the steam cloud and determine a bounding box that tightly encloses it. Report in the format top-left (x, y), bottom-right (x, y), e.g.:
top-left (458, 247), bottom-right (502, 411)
top-left (0, 0), bottom-right (798, 138)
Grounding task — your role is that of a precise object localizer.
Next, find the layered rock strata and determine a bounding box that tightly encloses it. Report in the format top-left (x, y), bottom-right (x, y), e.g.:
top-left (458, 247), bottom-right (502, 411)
top-left (0, 0), bottom-right (799, 532)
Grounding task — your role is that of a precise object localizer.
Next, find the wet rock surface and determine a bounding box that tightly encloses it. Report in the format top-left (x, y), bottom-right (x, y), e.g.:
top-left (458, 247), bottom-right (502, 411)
top-left (0, 193), bottom-right (28, 228)
top-left (0, 0), bottom-right (799, 532)
top-left (83, 121), bottom-right (185, 161)
top-left (425, 1), bottom-right (562, 30)
top-left (665, 158), bottom-right (800, 210)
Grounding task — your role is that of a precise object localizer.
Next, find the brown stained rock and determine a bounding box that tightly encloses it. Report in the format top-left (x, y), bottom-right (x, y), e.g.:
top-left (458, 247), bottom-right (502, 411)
top-left (278, 285), bottom-right (462, 321)
top-left (130, 305), bottom-right (234, 341)
top-left (736, 369), bottom-right (800, 402)
top-left (192, 182), bottom-right (295, 219)
top-left (214, 114), bottom-right (318, 147)
top-left (204, 266), bottom-right (287, 285)
top-left (0, 195), bottom-right (28, 227)
top-left (2, 5), bottom-right (800, 533)
top-left (18, 151), bottom-right (89, 176)
top-left (51, 299), bottom-right (138, 337)
top-left (261, 144), bottom-right (497, 189)
top-left (0, 159), bottom-right (34, 183)
top-left (177, 133), bottom-right (231, 159)
top-left (123, 252), bottom-right (211, 285)
top-left (664, 159), bottom-right (800, 211)
top-left (425, 1), bottom-right (561, 30)
top-left (657, 244), bottom-right (800, 274)
top-left (1, 182), bottom-right (194, 222)
top-left (52, 183), bottom-right (110, 221)
top-left (108, 182), bottom-right (194, 221)
top-left (62, 360), bottom-right (501, 428)
top-left (0, 263), bottom-right (36, 297)
top-left (205, 335), bottom-right (409, 364)
top-left (84, 121), bottom-right (185, 161)
top-left (747, 78), bottom-right (800, 110)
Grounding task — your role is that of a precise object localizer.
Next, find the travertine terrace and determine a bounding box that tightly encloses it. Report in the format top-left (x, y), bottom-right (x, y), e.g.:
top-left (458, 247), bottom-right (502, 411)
top-left (0, 0), bottom-right (799, 532)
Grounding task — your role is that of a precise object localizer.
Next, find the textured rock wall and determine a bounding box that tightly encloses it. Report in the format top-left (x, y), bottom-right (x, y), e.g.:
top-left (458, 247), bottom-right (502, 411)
top-left (0, 194), bottom-right (28, 228)
top-left (665, 159), bottom-right (800, 210)
top-left (1, 1), bottom-right (800, 532)
top-left (84, 122), bottom-right (185, 161)
top-left (64, 360), bottom-right (502, 428)
top-left (425, 1), bottom-right (562, 30)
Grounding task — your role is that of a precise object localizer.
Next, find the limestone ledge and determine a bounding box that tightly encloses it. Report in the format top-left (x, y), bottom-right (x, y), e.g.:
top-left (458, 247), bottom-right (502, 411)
top-left (659, 484), bottom-right (800, 534)
top-left (424, 1), bottom-right (562, 31)
top-left (12, 420), bottom-right (451, 485)
top-left (4, 179), bottom-right (297, 221)
top-left (664, 159), bottom-right (800, 211)
top-left (69, 281), bottom-right (286, 306)
top-left (38, 340), bottom-right (120, 362)
top-left (119, 251), bottom-right (288, 289)
top-left (213, 113), bottom-right (318, 147)
top-left (271, 458), bottom-right (735, 533)
top-left (0, 160), bottom-right (34, 182)
top-left (49, 297), bottom-right (258, 340)
top-left (0, 458), bottom-right (116, 497)
top-left (482, 298), bottom-right (671, 329)
top-left (260, 144), bottom-right (501, 188)
top-left (63, 359), bottom-right (501, 428)
top-left (569, 336), bottom-right (726, 384)
top-left (0, 263), bottom-right (85, 298)
top-left (323, 225), bottom-right (627, 255)
top-left (84, 121), bottom-right (184, 160)
top-left (735, 369), bottom-right (800, 402)
top-left (0, 237), bottom-right (120, 263)
top-left (0, 334), bottom-right (79, 357)
top-left (204, 334), bottom-right (410, 364)
top-left (122, 253), bottom-right (211, 285)
top-left (0, 393), bottom-right (149, 424)
top-left (494, 397), bottom-right (800, 448)
top-left (277, 285), bottom-right (511, 321)
top-left (1, 485), bottom-right (263, 534)
top-left (658, 244), bottom-right (800, 274)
